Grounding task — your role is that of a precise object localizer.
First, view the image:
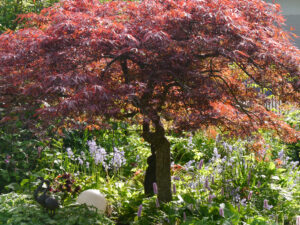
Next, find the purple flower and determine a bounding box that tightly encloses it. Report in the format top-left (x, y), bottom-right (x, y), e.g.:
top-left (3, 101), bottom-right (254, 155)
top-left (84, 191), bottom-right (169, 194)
top-left (257, 181), bottom-right (261, 188)
top-left (185, 160), bottom-right (195, 170)
top-left (247, 170), bottom-right (251, 185)
top-left (77, 157), bottom-right (84, 165)
top-left (187, 136), bottom-right (194, 149)
top-left (213, 147), bottom-right (221, 160)
top-left (153, 182), bottom-right (158, 194)
top-left (216, 134), bottom-right (222, 143)
top-left (219, 203), bottom-right (225, 217)
top-left (172, 183), bottom-right (176, 194)
top-left (204, 178), bottom-right (210, 190)
top-left (248, 191), bottom-right (253, 201)
top-left (240, 198), bottom-right (247, 206)
top-left (110, 147), bottom-right (126, 170)
top-left (80, 151), bottom-right (86, 160)
top-left (87, 140), bottom-right (97, 155)
top-left (183, 212), bottom-right (186, 221)
top-left (189, 182), bottom-right (196, 189)
top-left (291, 161), bottom-right (299, 170)
top-left (87, 140), bottom-right (109, 169)
top-left (208, 194), bottom-right (216, 203)
top-left (198, 159), bottom-right (204, 170)
top-left (263, 199), bottom-right (273, 210)
top-left (155, 198), bottom-right (160, 208)
top-left (137, 204), bottom-right (143, 217)
top-left (172, 176), bottom-right (180, 181)
top-left (66, 147), bottom-right (74, 159)
top-left (94, 147), bottom-right (107, 168)
top-left (278, 149), bottom-right (284, 160)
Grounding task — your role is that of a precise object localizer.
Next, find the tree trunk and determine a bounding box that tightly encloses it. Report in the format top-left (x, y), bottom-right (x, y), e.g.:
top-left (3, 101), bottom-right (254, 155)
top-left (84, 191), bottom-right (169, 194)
top-left (154, 131), bottom-right (172, 202)
top-left (142, 118), bottom-right (172, 202)
top-left (144, 146), bottom-right (156, 196)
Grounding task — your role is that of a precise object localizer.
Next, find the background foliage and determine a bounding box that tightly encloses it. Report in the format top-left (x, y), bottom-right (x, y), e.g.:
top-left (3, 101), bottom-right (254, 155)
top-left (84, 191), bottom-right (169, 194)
top-left (0, 0), bottom-right (58, 33)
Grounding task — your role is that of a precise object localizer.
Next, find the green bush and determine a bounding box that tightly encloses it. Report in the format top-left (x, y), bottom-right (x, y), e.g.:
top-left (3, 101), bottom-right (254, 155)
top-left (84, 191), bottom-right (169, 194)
top-left (0, 192), bottom-right (114, 225)
top-left (0, 0), bottom-right (58, 33)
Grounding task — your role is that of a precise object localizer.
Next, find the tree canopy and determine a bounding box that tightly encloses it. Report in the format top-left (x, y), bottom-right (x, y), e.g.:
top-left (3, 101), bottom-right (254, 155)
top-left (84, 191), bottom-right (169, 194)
top-left (0, 0), bottom-right (299, 201)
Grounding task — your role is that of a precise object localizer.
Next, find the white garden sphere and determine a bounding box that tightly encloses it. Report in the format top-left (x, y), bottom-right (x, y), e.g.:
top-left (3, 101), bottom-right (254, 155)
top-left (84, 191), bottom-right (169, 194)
top-left (76, 189), bottom-right (107, 213)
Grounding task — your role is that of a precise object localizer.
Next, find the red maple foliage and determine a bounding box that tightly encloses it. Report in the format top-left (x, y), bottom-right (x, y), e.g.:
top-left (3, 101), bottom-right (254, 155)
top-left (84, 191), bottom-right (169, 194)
top-left (0, 0), bottom-right (299, 202)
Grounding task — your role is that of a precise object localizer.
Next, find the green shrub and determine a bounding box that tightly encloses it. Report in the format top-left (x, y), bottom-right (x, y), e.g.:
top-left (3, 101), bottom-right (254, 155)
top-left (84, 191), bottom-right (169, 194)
top-left (0, 0), bottom-right (59, 33)
top-left (0, 192), bottom-right (114, 225)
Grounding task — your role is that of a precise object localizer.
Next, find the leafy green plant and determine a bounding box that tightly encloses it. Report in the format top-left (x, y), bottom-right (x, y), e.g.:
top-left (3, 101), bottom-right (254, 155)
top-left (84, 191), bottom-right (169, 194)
top-left (0, 192), bottom-right (114, 225)
top-left (0, 126), bottom-right (44, 193)
top-left (0, 0), bottom-right (59, 33)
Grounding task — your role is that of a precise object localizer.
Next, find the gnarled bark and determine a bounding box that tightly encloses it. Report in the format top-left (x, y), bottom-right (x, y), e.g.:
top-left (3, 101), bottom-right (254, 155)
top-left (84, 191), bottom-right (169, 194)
top-left (142, 117), bottom-right (172, 202)
top-left (144, 147), bottom-right (156, 196)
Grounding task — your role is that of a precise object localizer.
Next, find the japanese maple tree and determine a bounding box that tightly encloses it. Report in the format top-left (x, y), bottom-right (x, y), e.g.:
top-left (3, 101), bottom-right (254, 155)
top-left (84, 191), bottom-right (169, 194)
top-left (0, 0), bottom-right (299, 202)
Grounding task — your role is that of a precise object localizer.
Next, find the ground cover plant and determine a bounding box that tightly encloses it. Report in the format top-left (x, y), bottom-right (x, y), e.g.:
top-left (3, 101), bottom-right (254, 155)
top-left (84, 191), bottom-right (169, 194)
top-left (0, 119), bottom-right (299, 224)
top-left (0, 0), bottom-right (299, 224)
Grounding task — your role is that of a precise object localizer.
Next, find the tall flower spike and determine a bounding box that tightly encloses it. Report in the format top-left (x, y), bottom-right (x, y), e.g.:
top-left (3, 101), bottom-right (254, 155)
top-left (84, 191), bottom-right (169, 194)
top-left (198, 159), bottom-right (204, 170)
top-left (172, 183), bottom-right (176, 194)
top-left (208, 194), bottom-right (216, 203)
top-left (205, 178), bottom-right (210, 190)
top-left (137, 204), bottom-right (143, 217)
top-left (219, 203), bottom-right (225, 217)
top-left (257, 181), bottom-right (261, 188)
top-left (247, 170), bottom-right (251, 185)
top-left (111, 147), bottom-right (126, 170)
top-left (248, 191), bottom-right (253, 201)
top-left (66, 147), bottom-right (74, 159)
top-left (153, 182), bottom-right (158, 194)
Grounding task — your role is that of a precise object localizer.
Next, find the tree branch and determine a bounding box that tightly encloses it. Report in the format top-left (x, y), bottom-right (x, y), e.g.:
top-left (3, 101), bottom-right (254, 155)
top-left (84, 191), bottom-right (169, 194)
top-left (156, 82), bottom-right (181, 112)
top-left (195, 52), bottom-right (219, 59)
top-left (209, 73), bottom-right (259, 124)
top-left (100, 52), bottom-right (129, 81)
top-left (120, 59), bottom-right (129, 84)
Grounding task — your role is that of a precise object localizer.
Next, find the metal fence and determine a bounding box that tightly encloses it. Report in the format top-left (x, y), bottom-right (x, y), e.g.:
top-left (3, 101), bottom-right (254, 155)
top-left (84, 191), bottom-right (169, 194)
top-left (264, 97), bottom-right (282, 114)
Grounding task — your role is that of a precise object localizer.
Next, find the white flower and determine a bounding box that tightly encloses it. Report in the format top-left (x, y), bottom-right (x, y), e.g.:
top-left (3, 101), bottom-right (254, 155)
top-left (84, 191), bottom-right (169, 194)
top-left (110, 147), bottom-right (126, 170)
top-left (87, 140), bottom-right (97, 155)
top-left (66, 147), bottom-right (74, 159)
top-left (77, 157), bottom-right (84, 165)
top-left (212, 147), bottom-right (221, 161)
top-left (94, 147), bottom-right (107, 168)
